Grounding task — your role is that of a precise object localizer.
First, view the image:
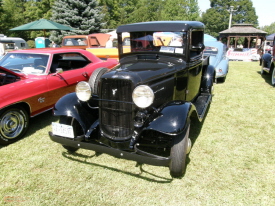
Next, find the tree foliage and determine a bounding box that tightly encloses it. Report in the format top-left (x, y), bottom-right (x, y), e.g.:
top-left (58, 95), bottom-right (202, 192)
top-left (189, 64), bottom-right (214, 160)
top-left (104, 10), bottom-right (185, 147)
top-left (0, 0), bottom-right (267, 45)
top-left (0, 0), bottom-right (55, 39)
top-left (201, 0), bottom-right (258, 38)
top-left (160, 0), bottom-right (199, 21)
top-left (50, 0), bottom-right (105, 43)
top-left (261, 22), bottom-right (275, 35)
top-left (0, 0), bottom-right (26, 37)
top-left (99, 0), bottom-right (200, 29)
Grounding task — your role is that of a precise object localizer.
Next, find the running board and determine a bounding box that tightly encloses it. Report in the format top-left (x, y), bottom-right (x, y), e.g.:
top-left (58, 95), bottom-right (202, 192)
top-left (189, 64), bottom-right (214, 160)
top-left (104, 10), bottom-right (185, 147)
top-left (193, 94), bottom-right (212, 119)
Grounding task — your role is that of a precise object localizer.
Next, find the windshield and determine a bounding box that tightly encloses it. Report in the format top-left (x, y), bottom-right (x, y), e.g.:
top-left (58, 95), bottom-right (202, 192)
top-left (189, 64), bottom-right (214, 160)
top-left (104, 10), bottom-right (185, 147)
top-left (204, 46), bottom-right (218, 55)
top-left (63, 38), bottom-right (87, 46)
top-left (0, 53), bottom-right (49, 75)
top-left (121, 31), bottom-right (186, 55)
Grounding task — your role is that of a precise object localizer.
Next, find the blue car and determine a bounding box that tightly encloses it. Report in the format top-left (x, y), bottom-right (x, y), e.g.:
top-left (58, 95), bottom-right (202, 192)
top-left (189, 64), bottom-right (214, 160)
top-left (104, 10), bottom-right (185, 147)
top-left (204, 41), bottom-right (229, 82)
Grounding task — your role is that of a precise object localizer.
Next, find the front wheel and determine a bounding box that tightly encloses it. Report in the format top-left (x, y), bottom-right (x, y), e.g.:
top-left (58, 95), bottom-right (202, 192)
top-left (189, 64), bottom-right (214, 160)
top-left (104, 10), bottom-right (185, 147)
top-left (59, 116), bottom-right (83, 153)
top-left (271, 67), bottom-right (275, 86)
top-left (169, 124), bottom-right (191, 178)
top-left (0, 106), bottom-right (29, 145)
top-left (261, 60), bottom-right (268, 75)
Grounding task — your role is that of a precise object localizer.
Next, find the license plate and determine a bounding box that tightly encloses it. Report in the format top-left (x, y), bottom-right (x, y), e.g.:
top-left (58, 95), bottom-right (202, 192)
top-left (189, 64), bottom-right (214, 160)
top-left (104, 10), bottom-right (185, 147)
top-left (52, 122), bottom-right (74, 138)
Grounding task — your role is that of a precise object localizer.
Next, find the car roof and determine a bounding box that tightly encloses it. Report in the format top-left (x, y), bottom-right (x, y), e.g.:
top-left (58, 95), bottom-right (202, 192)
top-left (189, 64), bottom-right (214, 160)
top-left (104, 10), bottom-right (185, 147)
top-left (8, 48), bottom-right (88, 54)
top-left (204, 41), bottom-right (224, 49)
top-left (63, 33), bottom-right (111, 38)
top-left (117, 21), bottom-right (205, 33)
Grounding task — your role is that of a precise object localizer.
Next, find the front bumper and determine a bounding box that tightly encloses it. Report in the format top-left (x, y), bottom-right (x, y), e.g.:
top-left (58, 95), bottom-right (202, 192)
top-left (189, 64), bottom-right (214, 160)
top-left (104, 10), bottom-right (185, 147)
top-left (49, 132), bottom-right (171, 167)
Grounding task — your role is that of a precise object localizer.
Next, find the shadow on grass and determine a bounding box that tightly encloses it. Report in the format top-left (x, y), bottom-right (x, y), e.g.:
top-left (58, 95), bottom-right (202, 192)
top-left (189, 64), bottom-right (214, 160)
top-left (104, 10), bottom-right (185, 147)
top-left (27, 110), bottom-right (59, 135)
top-left (257, 71), bottom-right (273, 86)
top-left (59, 111), bottom-right (208, 181)
top-left (62, 152), bottom-right (173, 183)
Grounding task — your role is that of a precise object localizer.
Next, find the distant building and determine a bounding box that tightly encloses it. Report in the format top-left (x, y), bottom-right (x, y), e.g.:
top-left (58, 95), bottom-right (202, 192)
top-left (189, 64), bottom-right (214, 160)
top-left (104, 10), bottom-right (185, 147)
top-left (219, 24), bottom-right (267, 49)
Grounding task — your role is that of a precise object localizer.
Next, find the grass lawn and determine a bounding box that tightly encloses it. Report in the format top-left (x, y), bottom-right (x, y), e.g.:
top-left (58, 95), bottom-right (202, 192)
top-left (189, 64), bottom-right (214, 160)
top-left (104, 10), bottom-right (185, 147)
top-left (0, 61), bottom-right (275, 206)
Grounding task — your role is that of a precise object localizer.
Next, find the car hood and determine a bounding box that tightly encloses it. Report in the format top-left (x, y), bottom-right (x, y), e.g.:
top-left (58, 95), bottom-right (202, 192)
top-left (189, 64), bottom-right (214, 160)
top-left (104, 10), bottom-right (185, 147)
top-left (0, 66), bottom-right (27, 79)
top-left (103, 54), bottom-right (186, 85)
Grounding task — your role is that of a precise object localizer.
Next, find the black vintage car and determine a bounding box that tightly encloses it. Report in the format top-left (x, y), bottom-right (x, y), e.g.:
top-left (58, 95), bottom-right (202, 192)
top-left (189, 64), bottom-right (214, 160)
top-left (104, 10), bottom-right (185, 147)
top-left (49, 21), bottom-right (215, 177)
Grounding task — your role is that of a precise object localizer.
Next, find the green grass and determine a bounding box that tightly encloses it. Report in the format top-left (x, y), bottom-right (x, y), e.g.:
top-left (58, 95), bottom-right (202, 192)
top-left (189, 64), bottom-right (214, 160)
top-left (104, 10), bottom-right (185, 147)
top-left (1, 61), bottom-right (275, 206)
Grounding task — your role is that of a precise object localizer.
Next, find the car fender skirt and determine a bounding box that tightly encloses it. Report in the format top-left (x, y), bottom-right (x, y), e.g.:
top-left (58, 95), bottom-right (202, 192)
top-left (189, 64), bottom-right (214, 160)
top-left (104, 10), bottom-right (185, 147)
top-left (145, 101), bottom-right (193, 135)
top-left (53, 93), bottom-right (97, 132)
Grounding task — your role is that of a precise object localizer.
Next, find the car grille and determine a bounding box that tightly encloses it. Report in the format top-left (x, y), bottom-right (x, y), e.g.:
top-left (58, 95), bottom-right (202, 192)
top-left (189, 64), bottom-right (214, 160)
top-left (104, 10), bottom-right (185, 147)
top-left (100, 78), bottom-right (134, 140)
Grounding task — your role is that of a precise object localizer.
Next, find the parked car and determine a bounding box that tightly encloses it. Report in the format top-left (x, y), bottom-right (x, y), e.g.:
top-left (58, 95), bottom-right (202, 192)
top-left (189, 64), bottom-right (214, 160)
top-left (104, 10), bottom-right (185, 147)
top-left (86, 33), bottom-right (131, 60)
top-left (204, 41), bottom-right (229, 82)
top-left (49, 21), bottom-right (215, 178)
top-left (0, 48), bottom-right (118, 145)
top-left (260, 34), bottom-right (275, 86)
top-left (61, 33), bottom-right (111, 49)
top-left (260, 51), bottom-right (275, 85)
top-left (0, 35), bottom-right (29, 58)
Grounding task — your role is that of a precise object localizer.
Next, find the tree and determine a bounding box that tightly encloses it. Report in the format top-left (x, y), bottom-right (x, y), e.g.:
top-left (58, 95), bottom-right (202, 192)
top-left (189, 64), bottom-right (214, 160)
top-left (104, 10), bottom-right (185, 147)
top-left (0, 0), bottom-right (4, 33)
top-left (160, 0), bottom-right (199, 21)
top-left (23, 0), bottom-right (55, 38)
top-left (50, 0), bottom-right (105, 44)
top-left (128, 0), bottom-right (162, 23)
top-left (0, 0), bottom-right (54, 39)
top-left (99, 0), bottom-right (140, 29)
top-left (99, 0), bottom-right (200, 29)
top-left (201, 0), bottom-right (258, 38)
top-left (0, 0), bottom-right (27, 37)
top-left (261, 22), bottom-right (275, 35)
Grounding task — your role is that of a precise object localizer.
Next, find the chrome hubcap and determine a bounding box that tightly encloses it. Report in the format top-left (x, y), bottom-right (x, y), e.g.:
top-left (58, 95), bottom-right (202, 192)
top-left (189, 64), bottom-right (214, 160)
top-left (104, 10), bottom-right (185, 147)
top-left (0, 111), bottom-right (24, 139)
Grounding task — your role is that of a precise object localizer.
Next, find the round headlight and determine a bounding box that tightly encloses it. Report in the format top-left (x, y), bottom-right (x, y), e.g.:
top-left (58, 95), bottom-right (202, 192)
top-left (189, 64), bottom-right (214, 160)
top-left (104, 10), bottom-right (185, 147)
top-left (76, 81), bottom-right (92, 101)
top-left (132, 85), bottom-right (154, 108)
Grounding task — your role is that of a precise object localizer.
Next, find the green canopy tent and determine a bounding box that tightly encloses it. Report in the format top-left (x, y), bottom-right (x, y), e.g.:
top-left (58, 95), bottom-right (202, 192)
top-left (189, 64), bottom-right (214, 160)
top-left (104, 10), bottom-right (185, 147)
top-left (10, 19), bottom-right (74, 37)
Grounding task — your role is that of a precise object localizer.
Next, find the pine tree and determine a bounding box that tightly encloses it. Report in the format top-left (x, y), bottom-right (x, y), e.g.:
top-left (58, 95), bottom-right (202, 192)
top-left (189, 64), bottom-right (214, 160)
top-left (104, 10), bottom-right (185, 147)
top-left (201, 0), bottom-right (258, 38)
top-left (50, 0), bottom-right (105, 43)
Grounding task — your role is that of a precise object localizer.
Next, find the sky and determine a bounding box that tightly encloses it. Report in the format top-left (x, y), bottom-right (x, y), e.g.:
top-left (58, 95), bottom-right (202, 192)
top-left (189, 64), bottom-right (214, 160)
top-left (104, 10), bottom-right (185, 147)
top-left (198, 0), bottom-right (275, 27)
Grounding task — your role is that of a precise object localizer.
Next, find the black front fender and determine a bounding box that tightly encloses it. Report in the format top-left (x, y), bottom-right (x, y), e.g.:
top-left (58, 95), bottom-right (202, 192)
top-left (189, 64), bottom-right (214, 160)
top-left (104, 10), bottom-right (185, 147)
top-left (53, 93), bottom-right (98, 132)
top-left (201, 64), bottom-right (215, 93)
top-left (145, 101), bottom-right (194, 135)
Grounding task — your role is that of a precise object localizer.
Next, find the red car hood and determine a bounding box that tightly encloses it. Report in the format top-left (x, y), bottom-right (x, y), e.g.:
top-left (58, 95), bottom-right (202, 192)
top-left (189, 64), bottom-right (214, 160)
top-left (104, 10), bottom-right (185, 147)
top-left (0, 66), bottom-right (27, 79)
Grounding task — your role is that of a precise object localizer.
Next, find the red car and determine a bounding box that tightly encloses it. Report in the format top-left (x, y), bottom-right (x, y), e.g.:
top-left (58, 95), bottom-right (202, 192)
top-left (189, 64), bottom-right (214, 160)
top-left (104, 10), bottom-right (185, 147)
top-left (0, 48), bottom-right (118, 145)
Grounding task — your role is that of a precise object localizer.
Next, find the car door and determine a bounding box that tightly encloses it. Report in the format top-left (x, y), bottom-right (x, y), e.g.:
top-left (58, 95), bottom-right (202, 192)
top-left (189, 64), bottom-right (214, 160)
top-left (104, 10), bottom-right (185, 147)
top-left (46, 52), bottom-right (90, 107)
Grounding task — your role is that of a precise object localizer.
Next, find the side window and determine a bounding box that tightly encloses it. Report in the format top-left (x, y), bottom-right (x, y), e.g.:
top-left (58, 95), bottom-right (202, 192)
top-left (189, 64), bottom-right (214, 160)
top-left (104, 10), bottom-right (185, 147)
top-left (51, 53), bottom-right (91, 73)
top-left (191, 30), bottom-right (204, 49)
top-left (190, 30), bottom-right (204, 57)
top-left (90, 37), bottom-right (99, 46)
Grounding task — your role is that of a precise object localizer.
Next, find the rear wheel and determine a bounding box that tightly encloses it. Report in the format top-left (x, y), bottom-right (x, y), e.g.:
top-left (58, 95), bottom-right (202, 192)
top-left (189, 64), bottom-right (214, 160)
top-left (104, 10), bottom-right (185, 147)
top-left (169, 124), bottom-right (191, 178)
top-left (0, 106), bottom-right (29, 145)
top-left (59, 116), bottom-right (83, 153)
